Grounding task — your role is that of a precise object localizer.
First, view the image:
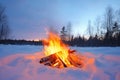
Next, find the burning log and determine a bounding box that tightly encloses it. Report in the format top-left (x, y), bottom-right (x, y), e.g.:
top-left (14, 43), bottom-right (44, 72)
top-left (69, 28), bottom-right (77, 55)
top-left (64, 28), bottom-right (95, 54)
top-left (68, 52), bottom-right (84, 68)
top-left (39, 50), bottom-right (84, 68)
top-left (40, 51), bottom-right (67, 67)
top-left (40, 51), bottom-right (66, 68)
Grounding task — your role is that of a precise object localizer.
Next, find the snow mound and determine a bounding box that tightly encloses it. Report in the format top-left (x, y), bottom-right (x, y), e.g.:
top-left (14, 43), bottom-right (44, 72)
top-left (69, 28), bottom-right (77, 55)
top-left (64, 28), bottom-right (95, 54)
top-left (0, 45), bottom-right (120, 80)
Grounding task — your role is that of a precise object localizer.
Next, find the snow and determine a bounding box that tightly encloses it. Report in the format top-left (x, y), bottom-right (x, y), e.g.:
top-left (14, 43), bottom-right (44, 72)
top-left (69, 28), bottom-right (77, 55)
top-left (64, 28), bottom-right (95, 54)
top-left (0, 45), bottom-right (120, 80)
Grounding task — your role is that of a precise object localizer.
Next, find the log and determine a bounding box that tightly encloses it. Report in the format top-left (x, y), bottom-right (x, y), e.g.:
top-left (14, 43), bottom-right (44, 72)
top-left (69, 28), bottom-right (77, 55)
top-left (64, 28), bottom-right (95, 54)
top-left (39, 49), bottom-right (83, 68)
top-left (68, 49), bottom-right (76, 54)
top-left (39, 51), bottom-right (67, 68)
top-left (68, 53), bottom-right (84, 68)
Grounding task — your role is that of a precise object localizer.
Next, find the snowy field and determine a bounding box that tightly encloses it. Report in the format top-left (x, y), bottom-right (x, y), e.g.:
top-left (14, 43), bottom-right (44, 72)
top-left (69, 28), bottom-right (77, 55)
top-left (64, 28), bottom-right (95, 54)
top-left (0, 44), bottom-right (120, 80)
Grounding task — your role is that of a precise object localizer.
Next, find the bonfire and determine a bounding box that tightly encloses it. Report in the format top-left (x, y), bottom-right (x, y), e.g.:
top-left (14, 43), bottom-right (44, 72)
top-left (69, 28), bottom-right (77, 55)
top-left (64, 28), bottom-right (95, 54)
top-left (39, 32), bottom-right (84, 68)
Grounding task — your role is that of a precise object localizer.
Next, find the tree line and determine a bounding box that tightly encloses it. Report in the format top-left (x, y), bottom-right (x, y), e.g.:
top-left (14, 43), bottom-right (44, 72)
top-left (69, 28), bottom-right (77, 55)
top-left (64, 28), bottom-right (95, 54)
top-left (61, 6), bottom-right (120, 46)
top-left (0, 39), bottom-right (42, 45)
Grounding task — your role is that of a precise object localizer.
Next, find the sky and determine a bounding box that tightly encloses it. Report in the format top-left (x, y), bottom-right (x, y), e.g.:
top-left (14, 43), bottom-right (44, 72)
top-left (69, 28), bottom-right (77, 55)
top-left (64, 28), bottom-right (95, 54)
top-left (0, 0), bottom-right (120, 40)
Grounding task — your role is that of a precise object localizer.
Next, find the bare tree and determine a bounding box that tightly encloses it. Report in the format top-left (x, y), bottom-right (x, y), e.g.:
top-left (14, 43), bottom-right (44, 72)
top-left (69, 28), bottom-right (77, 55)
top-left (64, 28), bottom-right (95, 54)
top-left (103, 6), bottom-right (114, 32)
top-left (67, 22), bottom-right (72, 41)
top-left (0, 4), bottom-right (10, 40)
top-left (116, 8), bottom-right (120, 24)
top-left (94, 16), bottom-right (101, 36)
top-left (87, 20), bottom-right (93, 37)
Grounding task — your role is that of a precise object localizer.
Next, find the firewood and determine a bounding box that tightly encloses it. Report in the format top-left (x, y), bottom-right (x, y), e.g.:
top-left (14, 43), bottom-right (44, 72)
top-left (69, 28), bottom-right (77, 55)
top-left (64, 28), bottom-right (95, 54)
top-left (39, 51), bottom-right (67, 68)
top-left (68, 53), bottom-right (84, 68)
top-left (68, 49), bottom-right (76, 53)
top-left (39, 49), bottom-right (84, 68)
top-left (40, 53), bottom-right (57, 66)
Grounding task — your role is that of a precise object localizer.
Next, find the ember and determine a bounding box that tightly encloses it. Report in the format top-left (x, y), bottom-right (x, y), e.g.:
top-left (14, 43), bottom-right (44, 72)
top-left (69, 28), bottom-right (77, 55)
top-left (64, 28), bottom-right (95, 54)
top-left (39, 32), bottom-right (84, 68)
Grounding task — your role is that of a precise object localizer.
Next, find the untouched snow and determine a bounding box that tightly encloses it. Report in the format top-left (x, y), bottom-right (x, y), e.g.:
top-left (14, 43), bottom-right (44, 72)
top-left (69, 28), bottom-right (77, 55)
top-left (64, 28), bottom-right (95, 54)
top-left (0, 45), bottom-right (120, 80)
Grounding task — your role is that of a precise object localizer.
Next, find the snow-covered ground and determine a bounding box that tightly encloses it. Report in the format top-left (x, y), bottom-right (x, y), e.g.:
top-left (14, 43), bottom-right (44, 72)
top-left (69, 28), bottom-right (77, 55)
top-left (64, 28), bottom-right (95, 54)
top-left (0, 45), bottom-right (120, 80)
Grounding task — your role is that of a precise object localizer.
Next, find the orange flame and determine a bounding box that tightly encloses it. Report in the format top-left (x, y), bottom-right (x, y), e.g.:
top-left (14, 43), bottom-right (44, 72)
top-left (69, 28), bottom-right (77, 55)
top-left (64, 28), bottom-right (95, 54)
top-left (42, 32), bottom-right (72, 67)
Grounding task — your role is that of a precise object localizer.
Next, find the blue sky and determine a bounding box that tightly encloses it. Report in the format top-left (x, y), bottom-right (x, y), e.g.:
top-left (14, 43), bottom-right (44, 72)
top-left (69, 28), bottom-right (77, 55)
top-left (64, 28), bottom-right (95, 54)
top-left (0, 0), bottom-right (120, 40)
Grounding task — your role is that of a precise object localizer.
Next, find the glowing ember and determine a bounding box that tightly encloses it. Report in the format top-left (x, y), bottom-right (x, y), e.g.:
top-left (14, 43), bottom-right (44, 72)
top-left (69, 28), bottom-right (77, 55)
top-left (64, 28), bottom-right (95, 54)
top-left (40, 32), bottom-right (84, 68)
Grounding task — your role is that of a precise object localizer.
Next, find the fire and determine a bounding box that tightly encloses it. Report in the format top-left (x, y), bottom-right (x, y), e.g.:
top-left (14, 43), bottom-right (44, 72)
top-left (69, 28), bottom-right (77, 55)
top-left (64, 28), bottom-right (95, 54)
top-left (40, 31), bottom-right (84, 68)
top-left (43, 32), bottom-right (71, 67)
